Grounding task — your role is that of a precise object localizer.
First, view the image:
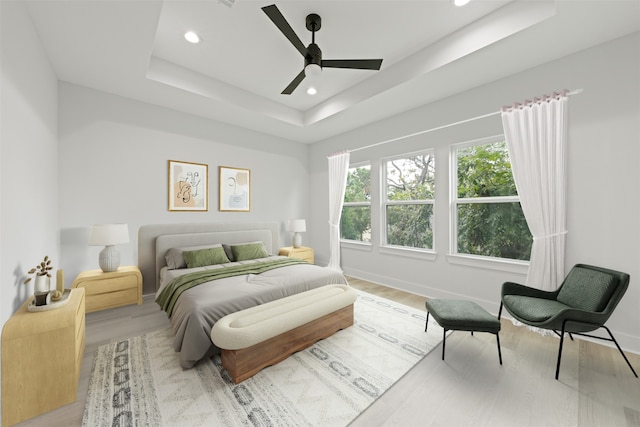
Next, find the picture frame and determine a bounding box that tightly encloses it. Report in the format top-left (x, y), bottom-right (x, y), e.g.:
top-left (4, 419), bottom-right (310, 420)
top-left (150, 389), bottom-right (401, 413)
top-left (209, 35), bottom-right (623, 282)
top-left (168, 160), bottom-right (208, 211)
top-left (219, 166), bottom-right (251, 212)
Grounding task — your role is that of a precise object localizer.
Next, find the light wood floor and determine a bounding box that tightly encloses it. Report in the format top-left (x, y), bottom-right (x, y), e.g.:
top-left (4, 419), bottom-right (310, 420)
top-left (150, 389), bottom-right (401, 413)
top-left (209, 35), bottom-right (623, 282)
top-left (15, 277), bottom-right (640, 427)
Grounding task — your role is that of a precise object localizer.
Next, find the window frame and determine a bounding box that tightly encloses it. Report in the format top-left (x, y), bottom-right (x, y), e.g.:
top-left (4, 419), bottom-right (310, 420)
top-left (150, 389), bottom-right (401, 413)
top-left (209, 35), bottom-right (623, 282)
top-left (448, 135), bottom-right (530, 273)
top-left (380, 149), bottom-right (436, 254)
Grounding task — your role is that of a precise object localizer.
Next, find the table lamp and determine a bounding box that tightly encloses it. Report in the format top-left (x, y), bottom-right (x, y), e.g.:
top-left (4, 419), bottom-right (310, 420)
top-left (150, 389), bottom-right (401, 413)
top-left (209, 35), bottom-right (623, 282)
top-left (88, 223), bottom-right (129, 272)
top-left (287, 219), bottom-right (306, 248)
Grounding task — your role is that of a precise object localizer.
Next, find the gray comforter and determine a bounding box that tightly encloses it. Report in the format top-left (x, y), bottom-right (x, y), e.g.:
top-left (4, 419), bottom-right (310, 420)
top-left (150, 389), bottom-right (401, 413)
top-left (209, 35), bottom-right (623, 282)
top-left (157, 256), bottom-right (348, 368)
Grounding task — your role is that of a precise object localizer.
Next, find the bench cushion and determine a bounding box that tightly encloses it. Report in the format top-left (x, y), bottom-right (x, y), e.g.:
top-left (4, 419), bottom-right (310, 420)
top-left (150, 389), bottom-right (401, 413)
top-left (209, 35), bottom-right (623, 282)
top-left (425, 299), bottom-right (500, 333)
top-left (211, 284), bottom-right (357, 350)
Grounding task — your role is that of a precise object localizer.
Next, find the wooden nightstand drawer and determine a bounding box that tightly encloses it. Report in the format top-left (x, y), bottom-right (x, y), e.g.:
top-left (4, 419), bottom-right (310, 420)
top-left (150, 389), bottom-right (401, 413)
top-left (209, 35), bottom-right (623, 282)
top-left (85, 287), bottom-right (138, 313)
top-left (77, 274), bottom-right (138, 295)
top-left (71, 266), bottom-right (142, 313)
top-left (278, 246), bottom-right (314, 264)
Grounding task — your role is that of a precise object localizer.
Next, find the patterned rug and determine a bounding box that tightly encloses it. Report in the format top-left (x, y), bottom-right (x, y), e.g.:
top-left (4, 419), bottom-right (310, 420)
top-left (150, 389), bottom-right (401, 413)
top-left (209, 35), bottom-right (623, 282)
top-left (83, 291), bottom-right (444, 427)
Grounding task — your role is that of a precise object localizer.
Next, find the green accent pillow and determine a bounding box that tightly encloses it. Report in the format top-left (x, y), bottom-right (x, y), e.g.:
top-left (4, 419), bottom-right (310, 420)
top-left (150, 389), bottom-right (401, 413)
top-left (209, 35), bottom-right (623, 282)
top-left (231, 242), bottom-right (270, 261)
top-left (165, 244), bottom-right (222, 269)
top-left (183, 247), bottom-right (230, 268)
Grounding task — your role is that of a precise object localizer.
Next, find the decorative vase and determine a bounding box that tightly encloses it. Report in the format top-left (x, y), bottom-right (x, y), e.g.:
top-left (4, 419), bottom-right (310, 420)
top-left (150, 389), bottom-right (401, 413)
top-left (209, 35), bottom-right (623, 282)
top-left (34, 275), bottom-right (51, 294)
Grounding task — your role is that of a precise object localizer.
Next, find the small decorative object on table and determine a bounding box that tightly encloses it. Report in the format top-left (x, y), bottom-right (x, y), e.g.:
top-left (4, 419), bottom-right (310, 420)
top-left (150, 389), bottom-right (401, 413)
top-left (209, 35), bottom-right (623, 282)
top-left (23, 255), bottom-right (53, 306)
top-left (23, 256), bottom-right (68, 310)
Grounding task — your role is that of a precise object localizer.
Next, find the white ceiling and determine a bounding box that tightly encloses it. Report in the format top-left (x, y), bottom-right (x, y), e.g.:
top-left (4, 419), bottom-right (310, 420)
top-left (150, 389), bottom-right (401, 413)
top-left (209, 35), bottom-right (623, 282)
top-left (24, 0), bottom-right (640, 144)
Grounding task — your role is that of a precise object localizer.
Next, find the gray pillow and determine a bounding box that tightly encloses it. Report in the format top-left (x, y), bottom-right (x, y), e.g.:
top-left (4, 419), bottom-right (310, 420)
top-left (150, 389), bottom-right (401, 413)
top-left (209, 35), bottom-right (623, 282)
top-left (165, 244), bottom-right (223, 269)
top-left (183, 247), bottom-right (230, 269)
top-left (230, 241), bottom-right (270, 261)
top-left (222, 244), bottom-right (234, 262)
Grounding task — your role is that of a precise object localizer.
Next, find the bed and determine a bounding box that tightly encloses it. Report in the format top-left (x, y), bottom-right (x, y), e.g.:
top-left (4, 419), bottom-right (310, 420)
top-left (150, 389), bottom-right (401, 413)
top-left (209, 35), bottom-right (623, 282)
top-left (138, 222), bottom-right (348, 369)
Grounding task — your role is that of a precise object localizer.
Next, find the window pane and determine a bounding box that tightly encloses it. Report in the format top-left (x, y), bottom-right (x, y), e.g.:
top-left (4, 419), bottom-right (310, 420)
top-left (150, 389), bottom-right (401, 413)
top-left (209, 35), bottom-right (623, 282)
top-left (345, 165), bottom-right (371, 203)
top-left (457, 203), bottom-right (532, 260)
top-left (341, 206), bottom-right (371, 242)
top-left (386, 154), bottom-right (435, 201)
top-left (457, 141), bottom-right (517, 198)
top-left (386, 204), bottom-right (433, 249)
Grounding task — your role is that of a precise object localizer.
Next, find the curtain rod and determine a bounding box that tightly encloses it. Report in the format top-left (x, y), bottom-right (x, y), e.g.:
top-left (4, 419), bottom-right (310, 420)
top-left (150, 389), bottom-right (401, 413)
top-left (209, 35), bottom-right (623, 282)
top-left (348, 89), bottom-right (583, 154)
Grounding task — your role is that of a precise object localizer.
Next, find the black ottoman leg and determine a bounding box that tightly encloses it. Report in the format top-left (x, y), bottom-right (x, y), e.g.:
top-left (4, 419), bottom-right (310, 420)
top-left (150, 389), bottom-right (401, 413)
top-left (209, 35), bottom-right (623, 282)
top-left (442, 329), bottom-right (447, 360)
top-left (425, 311), bottom-right (430, 332)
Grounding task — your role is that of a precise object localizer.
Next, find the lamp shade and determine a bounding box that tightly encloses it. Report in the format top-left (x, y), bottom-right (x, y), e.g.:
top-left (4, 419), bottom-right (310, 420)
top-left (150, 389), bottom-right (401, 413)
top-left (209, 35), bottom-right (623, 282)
top-left (88, 224), bottom-right (129, 246)
top-left (287, 219), bottom-right (306, 233)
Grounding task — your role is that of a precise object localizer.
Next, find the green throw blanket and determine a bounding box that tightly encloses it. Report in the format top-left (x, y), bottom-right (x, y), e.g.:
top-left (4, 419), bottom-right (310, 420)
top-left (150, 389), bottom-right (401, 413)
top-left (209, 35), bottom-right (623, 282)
top-left (156, 258), bottom-right (308, 317)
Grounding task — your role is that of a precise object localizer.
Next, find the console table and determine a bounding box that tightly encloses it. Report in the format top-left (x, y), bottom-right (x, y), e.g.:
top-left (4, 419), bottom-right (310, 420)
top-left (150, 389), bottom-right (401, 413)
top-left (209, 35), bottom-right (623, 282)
top-left (1, 288), bottom-right (85, 426)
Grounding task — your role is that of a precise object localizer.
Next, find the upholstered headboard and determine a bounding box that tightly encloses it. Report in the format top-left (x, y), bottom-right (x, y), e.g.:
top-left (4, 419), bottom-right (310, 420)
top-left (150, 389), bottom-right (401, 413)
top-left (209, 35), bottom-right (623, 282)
top-left (138, 222), bottom-right (279, 294)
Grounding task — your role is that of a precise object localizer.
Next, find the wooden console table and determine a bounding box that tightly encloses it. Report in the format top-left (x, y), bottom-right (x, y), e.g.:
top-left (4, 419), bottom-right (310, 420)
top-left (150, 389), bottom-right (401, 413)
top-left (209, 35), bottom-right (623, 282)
top-left (1, 288), bottom-right (85, 426)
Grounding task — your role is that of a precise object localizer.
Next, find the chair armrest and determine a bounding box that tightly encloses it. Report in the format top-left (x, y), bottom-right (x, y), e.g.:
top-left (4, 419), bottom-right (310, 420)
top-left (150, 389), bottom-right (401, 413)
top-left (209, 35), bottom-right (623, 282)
top-left (501, 281), bottom-right (558, 300)
top-left (546, 306), bottom-right (611, 333)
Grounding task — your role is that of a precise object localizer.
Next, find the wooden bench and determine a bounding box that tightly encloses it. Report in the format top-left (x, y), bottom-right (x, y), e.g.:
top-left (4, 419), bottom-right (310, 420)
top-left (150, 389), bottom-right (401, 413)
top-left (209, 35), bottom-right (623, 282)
top-left (211, 284), bottom-right (357, 383)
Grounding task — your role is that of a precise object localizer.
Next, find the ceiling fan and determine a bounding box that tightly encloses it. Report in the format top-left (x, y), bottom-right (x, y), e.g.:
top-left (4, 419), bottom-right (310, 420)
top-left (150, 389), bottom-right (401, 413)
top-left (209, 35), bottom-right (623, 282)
top-left (261, 4), bottom-right (383, 95)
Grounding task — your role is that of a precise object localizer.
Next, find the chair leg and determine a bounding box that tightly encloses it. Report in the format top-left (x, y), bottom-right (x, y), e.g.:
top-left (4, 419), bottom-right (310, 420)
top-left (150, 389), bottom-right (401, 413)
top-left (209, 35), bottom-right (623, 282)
top-left (602, 325), bottom-right (639, 378)
top-left (425, 311), bottom-right (430, 333)
top-left (555, 321), bottom-right (567, 380)
top-left (442, 329), bottom-right (447, 360)
top-left (498, 302), bottom-right (503, 320)
top-left (496, 333), bottom-right (503, 365)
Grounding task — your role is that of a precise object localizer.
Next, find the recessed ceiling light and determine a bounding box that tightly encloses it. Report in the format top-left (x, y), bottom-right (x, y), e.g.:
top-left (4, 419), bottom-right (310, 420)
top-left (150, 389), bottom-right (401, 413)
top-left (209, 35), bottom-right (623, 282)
top-left (454, 0), bottom-right (471, 6)
top-left (184, 31), bottom-right (200, 44)
top-left (307, 87), bottom-right (317, 95)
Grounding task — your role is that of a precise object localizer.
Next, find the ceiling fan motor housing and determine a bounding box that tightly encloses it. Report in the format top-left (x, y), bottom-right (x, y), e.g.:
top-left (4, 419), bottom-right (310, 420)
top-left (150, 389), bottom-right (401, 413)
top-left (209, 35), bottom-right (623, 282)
top-left (305, 43), bottom-right (322, 68)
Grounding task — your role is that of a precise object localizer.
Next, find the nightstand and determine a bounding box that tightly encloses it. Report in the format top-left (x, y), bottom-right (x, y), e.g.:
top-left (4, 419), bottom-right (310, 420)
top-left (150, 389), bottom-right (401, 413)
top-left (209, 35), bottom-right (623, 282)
top-left (71, 265), bottom-right (142, 313)
top-left (2, 288), bottom-right (85, 426)
top-left (278, 246), bottom-right (314, 264)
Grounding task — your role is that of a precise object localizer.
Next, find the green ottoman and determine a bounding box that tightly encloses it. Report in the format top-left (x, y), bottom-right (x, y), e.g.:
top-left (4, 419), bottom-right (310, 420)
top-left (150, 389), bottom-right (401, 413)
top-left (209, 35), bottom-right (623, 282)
top-left (425, 299), bottom-right (502, 364)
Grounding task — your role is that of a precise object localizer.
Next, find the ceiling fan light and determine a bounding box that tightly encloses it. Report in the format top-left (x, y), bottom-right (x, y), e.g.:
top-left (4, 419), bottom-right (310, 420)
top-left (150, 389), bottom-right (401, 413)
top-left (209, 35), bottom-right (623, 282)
top-left (184, 31), bottom-right (200, 44)
top-left (305, 63), bottom-right (322, 77)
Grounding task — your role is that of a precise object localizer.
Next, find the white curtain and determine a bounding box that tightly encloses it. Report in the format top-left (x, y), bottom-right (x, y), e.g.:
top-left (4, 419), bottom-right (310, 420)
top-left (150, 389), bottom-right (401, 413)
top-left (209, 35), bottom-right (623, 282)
top-left (501, 91), bottom-right (569, 291)
top-left (327, 151), bottom-right (350, 271)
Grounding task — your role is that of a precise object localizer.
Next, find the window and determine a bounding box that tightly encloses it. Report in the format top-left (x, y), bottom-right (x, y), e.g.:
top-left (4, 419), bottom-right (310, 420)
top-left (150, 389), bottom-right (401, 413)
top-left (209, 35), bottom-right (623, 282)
top-left (451, 138), bottom-right (532, 261)
top-left (383, 152), bottom-right (435, 250)
top-left (341, 163), bottom-right (371, 243)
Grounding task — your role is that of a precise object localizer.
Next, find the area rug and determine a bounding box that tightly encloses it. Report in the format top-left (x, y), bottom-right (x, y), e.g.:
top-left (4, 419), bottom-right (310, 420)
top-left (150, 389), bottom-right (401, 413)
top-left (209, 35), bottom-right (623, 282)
top-left (83, 291), bottom-right (444, 427)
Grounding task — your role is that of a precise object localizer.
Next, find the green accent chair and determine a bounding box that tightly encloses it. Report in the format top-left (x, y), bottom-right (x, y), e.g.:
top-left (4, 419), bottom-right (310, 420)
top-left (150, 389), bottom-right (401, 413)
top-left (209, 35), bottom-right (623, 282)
top-left (499, 263), bottom-right (637, 380)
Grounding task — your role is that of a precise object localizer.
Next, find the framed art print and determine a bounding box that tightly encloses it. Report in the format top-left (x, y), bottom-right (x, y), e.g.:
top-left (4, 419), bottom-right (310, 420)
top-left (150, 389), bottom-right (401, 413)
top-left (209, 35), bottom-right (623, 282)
top-left (219, 166), bottom-right (251, 212)
top-left (168, 160), bottom-right (208, 211)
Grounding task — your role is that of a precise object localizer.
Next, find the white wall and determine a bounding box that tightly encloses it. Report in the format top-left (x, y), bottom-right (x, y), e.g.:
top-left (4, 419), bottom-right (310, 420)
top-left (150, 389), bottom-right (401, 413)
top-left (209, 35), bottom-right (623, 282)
top-left (0, 0), bottom-right (59, 330)
top-left (308, 32), bottom-right (640, 353)
top-left (58, 84), bottom-right (309, 294)
top-left (0, 1), bottom-right (59, 418)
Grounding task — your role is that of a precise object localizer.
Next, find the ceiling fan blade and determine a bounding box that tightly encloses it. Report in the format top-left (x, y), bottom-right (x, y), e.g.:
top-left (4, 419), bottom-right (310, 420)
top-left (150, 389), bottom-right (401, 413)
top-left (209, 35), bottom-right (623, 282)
top-left (281, 69), bottom-right (306, 95)
top-left (321, 59), bottom-right (383, 70)
top-left (262, 4), bottom-right (307, 57)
